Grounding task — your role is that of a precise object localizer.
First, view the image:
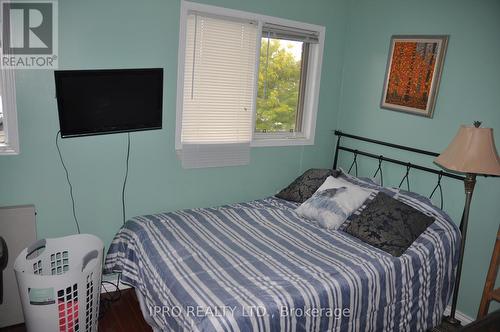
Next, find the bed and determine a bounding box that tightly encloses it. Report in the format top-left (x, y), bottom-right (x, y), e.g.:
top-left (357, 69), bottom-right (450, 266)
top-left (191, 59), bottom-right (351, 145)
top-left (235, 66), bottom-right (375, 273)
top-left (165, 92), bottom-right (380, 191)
top-left (105, 130), bottom-right (463, 332)
top-left (104, 169), bottom-right (460, 331)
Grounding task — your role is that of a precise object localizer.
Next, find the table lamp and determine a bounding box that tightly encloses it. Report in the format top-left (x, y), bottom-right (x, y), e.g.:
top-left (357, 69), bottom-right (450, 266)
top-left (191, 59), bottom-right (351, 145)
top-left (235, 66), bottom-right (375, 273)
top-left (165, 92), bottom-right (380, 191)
top-left (435, 121), bottom-right (500, 325)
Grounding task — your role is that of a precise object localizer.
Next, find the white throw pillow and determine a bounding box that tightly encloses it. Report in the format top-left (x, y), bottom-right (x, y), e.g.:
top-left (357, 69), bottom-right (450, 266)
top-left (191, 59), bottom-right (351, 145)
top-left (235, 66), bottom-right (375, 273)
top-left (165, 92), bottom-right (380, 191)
top-left (295, 176), bottom-right (372, 229)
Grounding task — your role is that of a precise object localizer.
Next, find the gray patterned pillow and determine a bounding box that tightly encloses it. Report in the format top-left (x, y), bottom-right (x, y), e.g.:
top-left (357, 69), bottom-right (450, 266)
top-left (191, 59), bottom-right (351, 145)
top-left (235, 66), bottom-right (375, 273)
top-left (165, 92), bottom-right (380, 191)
top-left (344, 192), bottom-right (435, 257)
top-left (276, 168), bottom-right (339, 203)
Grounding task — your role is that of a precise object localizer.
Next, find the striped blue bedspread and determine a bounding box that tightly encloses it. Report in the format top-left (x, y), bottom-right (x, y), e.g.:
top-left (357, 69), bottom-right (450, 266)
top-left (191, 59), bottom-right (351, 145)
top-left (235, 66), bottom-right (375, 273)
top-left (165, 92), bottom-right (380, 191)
top-left (105, 178), bottom-right (460, 332)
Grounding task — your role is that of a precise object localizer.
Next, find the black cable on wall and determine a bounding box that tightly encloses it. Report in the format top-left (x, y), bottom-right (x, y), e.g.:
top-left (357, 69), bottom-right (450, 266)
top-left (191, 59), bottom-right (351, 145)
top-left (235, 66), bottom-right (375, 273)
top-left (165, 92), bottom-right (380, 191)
top-left (121, 133), bottom-right (131, 225)
top-left (56, 131), bottom-right (131, 231)
top-left (55, 130), bottom-right (81, 234)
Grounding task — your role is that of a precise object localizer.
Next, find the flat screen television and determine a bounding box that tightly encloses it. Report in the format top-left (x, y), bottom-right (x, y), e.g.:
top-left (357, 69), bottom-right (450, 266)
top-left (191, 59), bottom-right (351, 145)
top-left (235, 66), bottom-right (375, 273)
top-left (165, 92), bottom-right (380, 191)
top-left (54, 68), bottom-right (163, 138)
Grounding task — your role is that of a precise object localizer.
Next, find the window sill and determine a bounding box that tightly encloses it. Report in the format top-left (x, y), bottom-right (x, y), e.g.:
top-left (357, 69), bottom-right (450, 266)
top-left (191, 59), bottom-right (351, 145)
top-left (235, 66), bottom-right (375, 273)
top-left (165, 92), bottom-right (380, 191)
top-left (0, 144), bottom-right (19, 155)
top-left (251, 136), bottom-right (314, 147)
top-left (174, 136), bottom-right (314, 155)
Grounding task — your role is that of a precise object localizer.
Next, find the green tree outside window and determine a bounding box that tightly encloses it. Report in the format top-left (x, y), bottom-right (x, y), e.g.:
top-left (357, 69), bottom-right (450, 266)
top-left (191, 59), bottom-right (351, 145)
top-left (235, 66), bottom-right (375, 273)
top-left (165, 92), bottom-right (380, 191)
top-left (256, 38), bottom-right (303, 133)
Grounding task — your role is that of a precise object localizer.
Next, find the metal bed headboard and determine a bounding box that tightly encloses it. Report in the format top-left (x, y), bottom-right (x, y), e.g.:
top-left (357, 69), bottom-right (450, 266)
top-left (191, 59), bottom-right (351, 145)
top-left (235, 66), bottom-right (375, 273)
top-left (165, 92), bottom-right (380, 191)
top-left (331, 130), bottom-right (493, 325)
top-left (332, 130), bottom-right (466, 214)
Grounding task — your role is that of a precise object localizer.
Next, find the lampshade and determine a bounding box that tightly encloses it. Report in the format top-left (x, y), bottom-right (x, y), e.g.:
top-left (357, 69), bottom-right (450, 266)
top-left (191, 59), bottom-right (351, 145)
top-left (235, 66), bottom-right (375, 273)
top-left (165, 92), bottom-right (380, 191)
top-left (435, 125), bottom-right (500, 176)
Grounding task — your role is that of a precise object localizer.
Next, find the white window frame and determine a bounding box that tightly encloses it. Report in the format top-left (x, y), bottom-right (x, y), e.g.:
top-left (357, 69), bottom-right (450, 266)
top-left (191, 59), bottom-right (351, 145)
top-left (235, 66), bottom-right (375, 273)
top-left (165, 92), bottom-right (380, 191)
top-left (176, 1), bottom-right (325, 149)
top-left (0, 68), bottom-right (19, 155)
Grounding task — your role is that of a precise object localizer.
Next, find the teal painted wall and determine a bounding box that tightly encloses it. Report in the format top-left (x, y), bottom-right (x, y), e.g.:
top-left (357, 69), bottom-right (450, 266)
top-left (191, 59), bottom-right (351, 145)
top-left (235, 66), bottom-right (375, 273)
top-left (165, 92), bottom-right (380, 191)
top-left (0, 0), bottom-right (348, 247)
top-left (2, 0), bottom-right (499, 320)
top-left (337, 0), bottom-right (500, 317)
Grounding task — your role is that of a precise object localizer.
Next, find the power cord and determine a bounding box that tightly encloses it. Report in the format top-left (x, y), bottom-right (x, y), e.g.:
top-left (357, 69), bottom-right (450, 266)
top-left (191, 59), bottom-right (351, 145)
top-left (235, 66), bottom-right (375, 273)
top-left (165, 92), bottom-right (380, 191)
top-left (57, 131), bottom-right (129, 318)
top-left (56, 130), bottom-right (81, 234)
top-left (121, 133), bottom-right (131, 225)
top-left (100, 134), bottom-right (130, 320)
top-left (99, 273), bottom-right (122, 320)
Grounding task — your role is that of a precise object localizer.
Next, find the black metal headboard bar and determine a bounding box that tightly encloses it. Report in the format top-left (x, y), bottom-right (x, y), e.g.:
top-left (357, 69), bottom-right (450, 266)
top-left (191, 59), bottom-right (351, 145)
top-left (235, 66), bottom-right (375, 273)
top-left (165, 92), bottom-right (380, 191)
top-left (333, 130), bottom-right (465, 181)
top-left (334, 130), bottom-right (440, 157)
top-left (338, 146), bottom-right (464, 181)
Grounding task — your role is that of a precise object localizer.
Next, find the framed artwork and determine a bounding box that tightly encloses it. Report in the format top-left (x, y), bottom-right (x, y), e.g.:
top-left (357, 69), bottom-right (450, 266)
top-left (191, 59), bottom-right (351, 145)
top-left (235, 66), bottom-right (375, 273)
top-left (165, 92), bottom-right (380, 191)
top-left (381, 35), bottom-right (449, 118)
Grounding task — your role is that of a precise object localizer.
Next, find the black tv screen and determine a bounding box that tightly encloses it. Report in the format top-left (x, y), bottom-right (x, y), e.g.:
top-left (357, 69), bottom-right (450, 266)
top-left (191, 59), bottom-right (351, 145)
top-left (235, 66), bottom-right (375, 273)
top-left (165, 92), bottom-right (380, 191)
top-left (55, 68), bottom-right (163, 138)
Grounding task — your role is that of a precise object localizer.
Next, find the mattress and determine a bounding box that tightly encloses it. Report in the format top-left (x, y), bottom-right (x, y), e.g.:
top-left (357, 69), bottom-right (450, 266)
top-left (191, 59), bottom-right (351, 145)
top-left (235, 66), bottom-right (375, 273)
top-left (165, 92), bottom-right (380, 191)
top-left (105, 177), bottom-right (460, 332)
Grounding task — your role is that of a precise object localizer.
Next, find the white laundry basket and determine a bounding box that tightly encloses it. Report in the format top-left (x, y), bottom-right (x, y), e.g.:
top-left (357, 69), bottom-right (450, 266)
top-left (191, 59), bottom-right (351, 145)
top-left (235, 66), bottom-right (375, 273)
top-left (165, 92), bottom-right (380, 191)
top-left (14, 234), bottom-right (104, 332)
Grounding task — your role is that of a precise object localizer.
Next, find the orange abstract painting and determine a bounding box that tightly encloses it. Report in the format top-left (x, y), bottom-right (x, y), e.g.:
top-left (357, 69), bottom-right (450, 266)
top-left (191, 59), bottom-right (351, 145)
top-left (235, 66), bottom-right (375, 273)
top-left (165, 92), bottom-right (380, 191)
top-left (381, 36), bottom-right (448, 118)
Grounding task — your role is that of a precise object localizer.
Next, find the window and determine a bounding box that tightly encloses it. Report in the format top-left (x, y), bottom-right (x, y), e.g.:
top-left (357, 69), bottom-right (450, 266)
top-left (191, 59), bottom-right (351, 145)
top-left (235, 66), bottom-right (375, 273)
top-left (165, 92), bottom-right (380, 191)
top-left (176, 2), bottom-right (325, 167)
top-left (0, 99), bottom-right (4, 143)
top-left (256, 37), bottom-right (306, 134)
top-left (0, 68), bottom-right (19, 155)
top-left (255, 23), bottom-right (319, 138)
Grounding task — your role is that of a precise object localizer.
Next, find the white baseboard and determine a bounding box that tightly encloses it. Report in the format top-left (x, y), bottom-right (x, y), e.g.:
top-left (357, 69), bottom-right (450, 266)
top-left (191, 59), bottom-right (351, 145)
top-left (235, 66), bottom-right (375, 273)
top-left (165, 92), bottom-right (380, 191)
top-left (443, 305), bottom-right (474, 325)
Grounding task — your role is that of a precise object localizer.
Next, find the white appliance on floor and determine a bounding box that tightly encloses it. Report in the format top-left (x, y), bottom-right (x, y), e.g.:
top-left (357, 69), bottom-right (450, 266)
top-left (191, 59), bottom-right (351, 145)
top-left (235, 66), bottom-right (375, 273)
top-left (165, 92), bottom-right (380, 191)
top-left (0, 205), bottom-right (36, 328)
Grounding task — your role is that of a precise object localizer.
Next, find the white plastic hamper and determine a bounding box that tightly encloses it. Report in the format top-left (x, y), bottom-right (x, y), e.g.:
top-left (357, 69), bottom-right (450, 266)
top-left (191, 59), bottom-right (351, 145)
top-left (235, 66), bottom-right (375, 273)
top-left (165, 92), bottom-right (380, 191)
top-left (14, 234), bottom-right (104, 332)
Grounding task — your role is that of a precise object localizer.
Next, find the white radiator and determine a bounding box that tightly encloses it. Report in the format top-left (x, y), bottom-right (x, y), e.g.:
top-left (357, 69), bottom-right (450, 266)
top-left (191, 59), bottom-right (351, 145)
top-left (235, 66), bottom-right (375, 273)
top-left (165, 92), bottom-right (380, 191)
top-left (0, 205), bottom-right (36, 328)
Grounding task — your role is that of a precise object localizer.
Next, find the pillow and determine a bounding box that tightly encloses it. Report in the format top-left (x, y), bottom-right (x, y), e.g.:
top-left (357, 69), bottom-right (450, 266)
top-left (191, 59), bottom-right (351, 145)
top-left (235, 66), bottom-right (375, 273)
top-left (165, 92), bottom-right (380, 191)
top-left (276, 168), bottom-right (339, 203)
top-left (344, 192), bottom-right (435, 257)
top-left (295, 176), bottom-right (372, 229)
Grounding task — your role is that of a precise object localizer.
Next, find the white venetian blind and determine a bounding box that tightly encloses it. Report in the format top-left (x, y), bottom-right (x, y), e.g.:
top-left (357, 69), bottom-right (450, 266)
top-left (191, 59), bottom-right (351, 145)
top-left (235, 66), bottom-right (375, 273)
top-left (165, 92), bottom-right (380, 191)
top-left (180, 12), bottom-right (258, 168)
top-left (262, 23), bottom-right (320, 43)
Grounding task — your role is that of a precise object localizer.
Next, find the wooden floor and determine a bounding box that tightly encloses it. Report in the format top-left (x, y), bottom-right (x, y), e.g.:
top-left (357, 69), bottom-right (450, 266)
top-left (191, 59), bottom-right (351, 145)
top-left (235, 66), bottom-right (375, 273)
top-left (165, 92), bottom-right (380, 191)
top-left (98, 289), bottom-right (152, 332)
top-left (2, 289), bottom-right (500, 332)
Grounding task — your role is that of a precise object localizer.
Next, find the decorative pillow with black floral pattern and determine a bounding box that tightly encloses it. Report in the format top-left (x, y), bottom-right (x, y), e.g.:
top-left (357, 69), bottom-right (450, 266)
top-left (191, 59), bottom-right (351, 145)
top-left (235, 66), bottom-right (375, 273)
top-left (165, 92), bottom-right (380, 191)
top-left (344, 192), bottom-right (435, 257)
top-left (276, 168), bottom-right (340, 203)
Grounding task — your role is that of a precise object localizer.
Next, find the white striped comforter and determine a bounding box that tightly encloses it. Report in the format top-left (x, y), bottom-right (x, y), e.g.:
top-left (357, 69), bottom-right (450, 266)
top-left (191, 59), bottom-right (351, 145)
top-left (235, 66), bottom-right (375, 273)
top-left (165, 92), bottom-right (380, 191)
top-left (105, 176), bottom-right (460, 332)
